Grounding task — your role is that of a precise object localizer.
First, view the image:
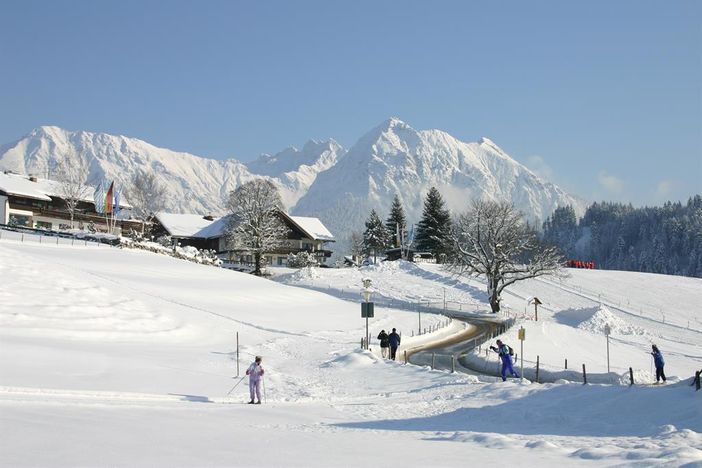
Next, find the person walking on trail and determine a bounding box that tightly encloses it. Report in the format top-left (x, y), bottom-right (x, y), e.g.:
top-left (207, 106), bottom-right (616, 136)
top-left (490, 339), bottom-right (520, 381)
top-left (246, 356), bottom-right (265, 404)
top-left (388, 328), bottom-right (401, 361)
top-left (377, 330), bottom-right (389, 358)
top-left (651, 344), bottom-right (666, 384)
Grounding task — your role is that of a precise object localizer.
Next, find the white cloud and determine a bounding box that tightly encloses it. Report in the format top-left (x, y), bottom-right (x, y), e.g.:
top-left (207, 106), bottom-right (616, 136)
top-left (526, 155), bottom-right (554, 181)
top-left (597, 171), bottom-right (624, 193)
top-left (655, 179), bottom-right (674, 198)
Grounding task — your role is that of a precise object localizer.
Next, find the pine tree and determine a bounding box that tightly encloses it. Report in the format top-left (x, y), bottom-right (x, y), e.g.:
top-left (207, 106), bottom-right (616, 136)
top-left (385, 194), bottom-right (407, 248)
top-left (363, 209), bottom-right (389, 263)
top-left (415, 187), bottom-right (452, 263)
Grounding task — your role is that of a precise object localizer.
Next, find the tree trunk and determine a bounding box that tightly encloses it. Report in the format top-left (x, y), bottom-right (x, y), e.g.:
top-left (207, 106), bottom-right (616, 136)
top-left (488, 275), bottom-right (501, 313)
top-left (490, 293), bottom-right (501, 313)
top-left (254, 252), bottom-right (262, 276)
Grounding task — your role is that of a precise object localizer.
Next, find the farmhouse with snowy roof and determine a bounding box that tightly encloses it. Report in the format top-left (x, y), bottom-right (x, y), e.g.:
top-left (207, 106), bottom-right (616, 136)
top-left (0, 171), bottom-right (135, 234)
top-left (153, 211), bottom-right (335, 267)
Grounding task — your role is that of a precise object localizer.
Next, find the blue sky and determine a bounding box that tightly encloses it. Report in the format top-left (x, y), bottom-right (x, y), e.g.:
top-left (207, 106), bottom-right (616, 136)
top-left (0, 0), bottom-right (700, 206)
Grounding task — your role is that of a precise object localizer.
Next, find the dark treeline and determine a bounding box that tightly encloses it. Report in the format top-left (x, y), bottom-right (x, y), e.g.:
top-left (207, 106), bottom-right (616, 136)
top-left (542, 195), bottom-right (702, 278)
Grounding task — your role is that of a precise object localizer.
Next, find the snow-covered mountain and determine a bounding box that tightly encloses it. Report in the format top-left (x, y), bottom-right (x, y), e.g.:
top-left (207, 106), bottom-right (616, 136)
top-left (293, 118), bottom-right (585, 243)
top-left (0, 126), bottom-right (341, 214)
top-left (0, 120), bottom-right (585, 247)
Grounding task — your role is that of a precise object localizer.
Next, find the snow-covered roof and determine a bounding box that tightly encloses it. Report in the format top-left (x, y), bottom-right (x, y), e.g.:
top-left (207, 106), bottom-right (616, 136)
top-left (0, 171), bottom-right (131, 207)
top-left (155, 212), bottom-right (226, 239)
top-left (0, 172), bottom-right (53, 201)
top-left (288, 215), bottom-right (335, 242)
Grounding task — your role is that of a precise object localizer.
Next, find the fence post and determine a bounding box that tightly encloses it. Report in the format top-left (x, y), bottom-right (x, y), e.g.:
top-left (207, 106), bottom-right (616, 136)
top-left (629, 367), bottom-right (634, 386)
top-left (360, 338), bottom-right (364, 349)
top-left (565, 358), bottom-right (568, 370)
top-left (404, 350), bottom-right (408, 364)
top-left (451, 355), bottom-right (456, 373)
top-left (21, 234), bottom-right (24, 242)
top-left (431, 353), bottom-right (435, 370)
top-left (582, 364), bottom-right (587, 385)
top-left (695, 371), bottom-right (701, 391)
top-left (535, 356), bottom-right (540, 383)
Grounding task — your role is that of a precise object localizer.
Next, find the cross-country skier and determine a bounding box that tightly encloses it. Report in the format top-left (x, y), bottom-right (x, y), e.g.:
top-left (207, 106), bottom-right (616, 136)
top-left (246, 356), bottom-right (265, 404)
top-left (377, 330), bottom-right (389, 358)
top-left (651, 344), bottom-right (666, 384)
top-left (490, 339), bottom-right (520, 381)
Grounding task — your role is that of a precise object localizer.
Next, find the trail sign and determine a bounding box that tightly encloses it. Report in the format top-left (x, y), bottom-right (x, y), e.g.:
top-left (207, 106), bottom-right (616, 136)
top-left (518, 327), bottom-right (526, 341)
top-left (361, 302), bottom-right (374, 318)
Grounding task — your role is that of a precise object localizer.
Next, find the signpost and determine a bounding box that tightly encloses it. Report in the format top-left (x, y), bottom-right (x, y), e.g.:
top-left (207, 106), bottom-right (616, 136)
top-left (532, 297), bottom-right (542, 321)
top-left (518, 326), bottom-right (526, 382)
top-left (604, 323), bottom-right (611, 373)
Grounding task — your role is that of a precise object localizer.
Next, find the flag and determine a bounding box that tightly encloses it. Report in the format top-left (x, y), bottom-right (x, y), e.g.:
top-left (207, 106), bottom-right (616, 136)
top-left (93, 181), bottom-right (107, 214)
top-left (113, 188), bottom-right (121, 216)
top-left (105, 181), bottom-right (114, 214)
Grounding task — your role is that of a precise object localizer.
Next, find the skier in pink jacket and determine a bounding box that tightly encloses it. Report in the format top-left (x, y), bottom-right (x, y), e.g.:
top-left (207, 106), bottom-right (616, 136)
top-left (246, 356), bottom-right (265, 404)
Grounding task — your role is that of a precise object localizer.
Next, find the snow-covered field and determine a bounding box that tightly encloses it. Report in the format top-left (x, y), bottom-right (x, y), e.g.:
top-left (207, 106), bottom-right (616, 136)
top-left (1, 232), bottom-right (701, 467)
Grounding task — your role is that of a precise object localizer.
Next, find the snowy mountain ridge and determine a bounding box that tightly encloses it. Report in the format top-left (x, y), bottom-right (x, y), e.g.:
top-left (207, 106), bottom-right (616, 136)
top-left (294, 118), bottom-right (585, 243)
top-left (0, 120), bottom-right (586, 244)
top-left (0, 126), bottom-right (339, 214)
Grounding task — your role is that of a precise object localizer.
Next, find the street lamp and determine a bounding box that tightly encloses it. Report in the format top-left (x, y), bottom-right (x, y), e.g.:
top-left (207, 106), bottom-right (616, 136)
top-left (360, 278), bottom-right (374, 350)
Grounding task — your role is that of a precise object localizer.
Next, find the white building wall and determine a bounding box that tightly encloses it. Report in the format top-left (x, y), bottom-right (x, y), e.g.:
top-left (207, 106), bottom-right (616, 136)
top-left (0, 195), bottom-right (7, 224)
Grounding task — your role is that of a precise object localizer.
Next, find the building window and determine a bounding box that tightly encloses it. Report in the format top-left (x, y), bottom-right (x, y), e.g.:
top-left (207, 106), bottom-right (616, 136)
top-left (35, 221), bottom-right (52, 230)
top-left (9, 214), bottom-right (31, 227)
top-left (277, 257), bottom-right (287, 266)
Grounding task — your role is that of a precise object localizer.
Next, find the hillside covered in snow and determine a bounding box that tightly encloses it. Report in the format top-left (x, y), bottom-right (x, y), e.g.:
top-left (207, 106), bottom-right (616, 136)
top-left (0, 231), bottom-right (700, 466)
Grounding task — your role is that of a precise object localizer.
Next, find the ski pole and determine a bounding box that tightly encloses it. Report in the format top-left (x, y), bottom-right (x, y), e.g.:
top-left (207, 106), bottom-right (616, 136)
top-left (226, 376), bottom-right (246, 396)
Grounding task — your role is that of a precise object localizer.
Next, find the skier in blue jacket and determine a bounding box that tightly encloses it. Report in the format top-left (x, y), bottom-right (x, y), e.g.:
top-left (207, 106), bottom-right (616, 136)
top-left (651, 344), bottom-right (666, 383)
top-left (490, 339), bottom-right (520, 381)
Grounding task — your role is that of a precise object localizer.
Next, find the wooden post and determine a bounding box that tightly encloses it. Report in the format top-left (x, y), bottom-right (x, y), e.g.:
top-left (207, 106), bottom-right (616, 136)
top-left (451, 355), bottom-right (456, 373)
top-left (582, 364), bottom-right (587, 385)
top-left (629, 367), bottom-right (634, 386)
top-left (534, 302), bottom-right (538, 321)
top-left (565, 358), bottom-right (568, 369)
top-left (360, 338), bottom-right (364, 349)
top-left (404, 350), bottom-right (408, 364)
top-left (431, 353), bottom-right (435, 370)
top-left (536, 355), bottom-right (540, 384)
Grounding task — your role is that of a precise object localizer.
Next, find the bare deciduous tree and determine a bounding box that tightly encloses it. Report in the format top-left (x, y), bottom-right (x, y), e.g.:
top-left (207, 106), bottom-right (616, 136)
top-left (126, 169), bottom-right (169, 235)
top-left (55, 154), bottom-right (91, 228)
top-left (447, 200), bottom-right (564, 312)
top-left (347, 231), bottom-right (364, 264)
top-left (225, 179), bottom-right (290, 276)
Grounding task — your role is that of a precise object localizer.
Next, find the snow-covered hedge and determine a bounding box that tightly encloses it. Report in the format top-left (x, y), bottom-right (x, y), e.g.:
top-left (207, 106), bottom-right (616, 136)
top-left (286, 251), bottom-right (318, 268)
top-left (122, 237), bottom-right (222, 267)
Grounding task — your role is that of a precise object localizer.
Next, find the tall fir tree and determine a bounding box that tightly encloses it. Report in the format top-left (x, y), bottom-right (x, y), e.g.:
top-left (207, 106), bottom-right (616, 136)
top-left (385, 194), bottom-right (407, 248)
top-left (363, 209), bottom-right (389, 263)
top-left (415, 187), bottom-right (452, 262)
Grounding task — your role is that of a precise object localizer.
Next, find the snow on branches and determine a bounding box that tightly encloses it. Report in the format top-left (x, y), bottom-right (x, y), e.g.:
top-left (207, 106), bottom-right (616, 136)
top-left (447, 200), bottom-right (563, 312)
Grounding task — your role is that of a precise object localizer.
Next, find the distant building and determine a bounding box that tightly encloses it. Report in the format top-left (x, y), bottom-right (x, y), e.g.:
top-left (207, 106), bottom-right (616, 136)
top-left (0, 171), bottom-right (135, 234)
top-left (153, 210), bottom-right (335, 267)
